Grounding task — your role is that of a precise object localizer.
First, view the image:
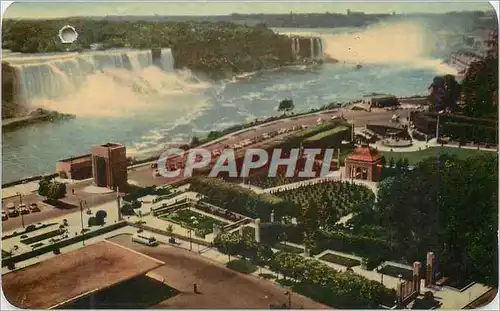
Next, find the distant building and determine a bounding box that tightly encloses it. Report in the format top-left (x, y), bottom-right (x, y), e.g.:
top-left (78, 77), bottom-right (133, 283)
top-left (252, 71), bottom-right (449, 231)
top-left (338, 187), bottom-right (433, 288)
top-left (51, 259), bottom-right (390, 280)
top-left (91, 143), bottom-right (128, 190)
top-left (56, 154), bottom-right (93, 180)
top-left (362, 94), bottom-right (399, 109)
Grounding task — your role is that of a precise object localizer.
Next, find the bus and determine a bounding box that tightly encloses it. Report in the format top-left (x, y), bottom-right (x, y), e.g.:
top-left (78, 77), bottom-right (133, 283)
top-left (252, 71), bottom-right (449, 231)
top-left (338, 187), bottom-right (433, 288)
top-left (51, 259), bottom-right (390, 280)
top-left (132, 234), bottom-right (159, 246)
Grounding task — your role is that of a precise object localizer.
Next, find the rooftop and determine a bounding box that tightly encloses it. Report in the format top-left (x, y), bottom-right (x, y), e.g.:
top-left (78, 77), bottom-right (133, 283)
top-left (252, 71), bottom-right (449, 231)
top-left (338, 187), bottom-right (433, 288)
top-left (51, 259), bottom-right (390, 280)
top-left (58, 154), bottom-right (92, 164)
top-left (101, 142), bottom-right (124, 148)
top-left (1, 241), bottom-right (162, 309)
top-left (346, 145), bottom-right (382, 163)
top-left (363, 94), bottom-right (397, 100)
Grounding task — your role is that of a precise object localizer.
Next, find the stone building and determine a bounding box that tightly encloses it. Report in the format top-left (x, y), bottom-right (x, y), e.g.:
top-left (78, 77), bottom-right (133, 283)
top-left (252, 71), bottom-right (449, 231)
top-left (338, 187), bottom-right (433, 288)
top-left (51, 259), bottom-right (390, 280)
top-left (91, 143), bottom-right (128, 190)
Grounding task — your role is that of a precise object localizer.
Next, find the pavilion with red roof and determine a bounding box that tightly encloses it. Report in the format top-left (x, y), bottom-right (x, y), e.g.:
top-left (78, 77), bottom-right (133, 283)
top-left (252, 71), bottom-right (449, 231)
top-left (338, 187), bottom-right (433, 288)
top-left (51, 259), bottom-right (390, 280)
top-left (344, 144), bottom-right (382, 182)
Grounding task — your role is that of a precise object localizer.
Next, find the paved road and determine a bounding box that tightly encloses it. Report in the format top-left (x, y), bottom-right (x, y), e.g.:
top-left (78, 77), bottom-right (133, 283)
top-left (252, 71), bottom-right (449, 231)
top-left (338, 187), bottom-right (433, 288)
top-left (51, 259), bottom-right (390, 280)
top-left (108, 234), bottom-right (329, 309)
top-left (1, 180), bottom-right (113, 232)
top-left (128, 108), bottom-right (410, 187)
top-left (2, 108), bottom-right (410, 232)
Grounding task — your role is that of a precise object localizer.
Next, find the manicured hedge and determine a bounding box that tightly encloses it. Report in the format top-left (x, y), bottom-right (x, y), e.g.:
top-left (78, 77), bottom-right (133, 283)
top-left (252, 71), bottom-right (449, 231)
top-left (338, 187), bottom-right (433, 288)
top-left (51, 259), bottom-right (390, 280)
top-left (189, 177), bottom-right (291, 221)
top-left (442, 122), bottom-right (497, 143)
top-left (312, 230), bottom-right (393, 261)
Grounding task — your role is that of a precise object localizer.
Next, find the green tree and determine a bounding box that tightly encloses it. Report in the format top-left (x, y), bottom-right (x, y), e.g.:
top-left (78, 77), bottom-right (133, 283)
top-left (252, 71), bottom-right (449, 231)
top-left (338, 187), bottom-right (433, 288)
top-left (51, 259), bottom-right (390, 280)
top-left (380, 156), bottom-right (387, 168)
top-left (402, 157), bottom-right (410, 169)
top-left (190, 136), bottom-right (201, 146)
top-left (395, 158), bottom-right (403, 169)
top-left (38, 177), bottom-right (51, 197)
top-left (389, 157), bottom-right (395, 168)
top-left (166, 224), bottom-right (174, 236)
top-left (47, 182), bottom-right (67, 200)
top-left (278, 99), bottom-right (295, 112)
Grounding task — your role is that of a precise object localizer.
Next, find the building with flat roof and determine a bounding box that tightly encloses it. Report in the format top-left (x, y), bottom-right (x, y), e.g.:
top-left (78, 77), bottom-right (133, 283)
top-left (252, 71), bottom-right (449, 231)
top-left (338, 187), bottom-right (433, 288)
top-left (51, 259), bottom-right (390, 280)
top-left (91, 143), bottom-right (128, 190)
top-left (56, 154), bottom-right (93, 180)
top-left (362, 94), bottom-right (399, 108)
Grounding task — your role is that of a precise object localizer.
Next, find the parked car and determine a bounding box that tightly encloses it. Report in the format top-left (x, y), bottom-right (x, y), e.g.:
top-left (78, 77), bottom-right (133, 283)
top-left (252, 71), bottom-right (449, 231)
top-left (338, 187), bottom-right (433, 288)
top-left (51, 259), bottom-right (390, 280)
top-left (29, 203), bottom-right (40, 212)
top-left (2, 210), bottom-right (8, 221)
top-left (19, 204), bottom-right (30, 215)
top-left (6, 203), bottom-right (19, 217)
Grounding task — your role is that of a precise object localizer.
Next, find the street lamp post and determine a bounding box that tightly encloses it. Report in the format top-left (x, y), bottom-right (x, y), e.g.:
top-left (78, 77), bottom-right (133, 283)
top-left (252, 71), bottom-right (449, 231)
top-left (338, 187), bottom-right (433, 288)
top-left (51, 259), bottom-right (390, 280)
top-left (285, 291), bottom-right (292, 309)
top-left (190, 216), bottom-right (199, 252)
top-left (17, 192), bottom-right (25, 229)
top-left (188, 228), bottom-right (193, 251)
top-left (79, 200), bottom-right (85, 246)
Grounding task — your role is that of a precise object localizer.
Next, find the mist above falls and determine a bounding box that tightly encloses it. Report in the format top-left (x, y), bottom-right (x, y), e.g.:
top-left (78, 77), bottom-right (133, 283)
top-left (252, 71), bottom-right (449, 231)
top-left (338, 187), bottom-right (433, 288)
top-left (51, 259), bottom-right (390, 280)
top-left (322, 21), bottom-right (459, 75)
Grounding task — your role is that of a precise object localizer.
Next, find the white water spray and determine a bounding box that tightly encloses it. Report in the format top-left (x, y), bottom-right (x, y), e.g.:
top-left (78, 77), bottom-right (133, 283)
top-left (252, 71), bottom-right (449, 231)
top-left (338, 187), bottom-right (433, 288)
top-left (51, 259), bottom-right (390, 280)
top-left (4, 49), bottom-right (210, 117)
top-left (322, 21), bottom-right (458, 74)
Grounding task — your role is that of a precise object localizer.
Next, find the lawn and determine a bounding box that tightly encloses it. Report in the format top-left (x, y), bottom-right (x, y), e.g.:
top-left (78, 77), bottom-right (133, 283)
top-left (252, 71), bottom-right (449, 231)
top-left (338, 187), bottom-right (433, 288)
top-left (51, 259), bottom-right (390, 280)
top-left (379, 264), bottom-right (413, 281)
top-left (319, 253), bottom-right (360, 268)
top-left (304, 126), bottom-right (349, 142)
top-left (160, 208), bottom-right (228, 235)
top-left (381, 146), bottom-right (494, 165)
top-left (273, 242), bottom-right (304, 254)
top-left (2, 249), bottom-right (12, 257)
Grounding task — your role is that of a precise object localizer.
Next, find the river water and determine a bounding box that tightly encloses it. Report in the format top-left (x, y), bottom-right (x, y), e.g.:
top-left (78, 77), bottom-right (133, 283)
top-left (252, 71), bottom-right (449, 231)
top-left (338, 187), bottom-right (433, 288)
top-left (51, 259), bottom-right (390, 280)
top-left (2, 25), bottom-right (458, 183)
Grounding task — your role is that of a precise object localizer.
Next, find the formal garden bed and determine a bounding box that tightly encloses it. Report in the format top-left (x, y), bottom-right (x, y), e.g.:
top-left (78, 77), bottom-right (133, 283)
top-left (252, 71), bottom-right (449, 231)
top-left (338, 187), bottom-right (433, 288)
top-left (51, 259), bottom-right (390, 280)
top-left (379, 264), bottom-right (413, 281)
top-left (319, 253), bottom-right (360, 268)
top-left (189, 177), bottom-right (292, 221)
top-left (20, 229), bottom-right (64, 245)
top-left (160, 208), bottom-right (228, 236)
top-left (273, 242), bottom-right (304, 254)
top-left (214, 233), bottom-right (397, 308)
top-left (226, 259), bottom-right (258, 274)
top-left (2, 222), bottom-right (58, 240)
top-left (274, 181), bottom-right (375, 225)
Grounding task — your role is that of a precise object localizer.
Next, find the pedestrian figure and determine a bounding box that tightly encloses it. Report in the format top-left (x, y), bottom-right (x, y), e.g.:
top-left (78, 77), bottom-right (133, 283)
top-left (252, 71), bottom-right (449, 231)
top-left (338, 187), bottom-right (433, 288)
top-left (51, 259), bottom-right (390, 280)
top-left (72, 189), bottom-right (75, 195)
top-left (193, 283), bottom-right (198, 293)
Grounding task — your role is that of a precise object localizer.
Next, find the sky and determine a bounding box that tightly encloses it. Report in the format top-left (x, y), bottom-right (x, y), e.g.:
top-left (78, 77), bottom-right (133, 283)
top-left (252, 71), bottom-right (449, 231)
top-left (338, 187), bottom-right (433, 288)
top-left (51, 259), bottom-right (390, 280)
top-left (2, 1), bottom-right (496, 19)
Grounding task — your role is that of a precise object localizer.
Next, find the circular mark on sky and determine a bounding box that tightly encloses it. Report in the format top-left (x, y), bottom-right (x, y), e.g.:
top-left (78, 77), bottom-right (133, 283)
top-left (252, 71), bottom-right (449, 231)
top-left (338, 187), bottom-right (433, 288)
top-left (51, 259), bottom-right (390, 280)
top-left (58, 25), bottom-right (78, 44)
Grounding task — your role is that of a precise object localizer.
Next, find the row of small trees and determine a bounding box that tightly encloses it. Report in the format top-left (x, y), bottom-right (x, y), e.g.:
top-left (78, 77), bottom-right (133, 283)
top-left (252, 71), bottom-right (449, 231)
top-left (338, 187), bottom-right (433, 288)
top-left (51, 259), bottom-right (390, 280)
top-left (214, 232), bottom-right (396, 308)
top-left (380, 156), bottom-right (410, 169)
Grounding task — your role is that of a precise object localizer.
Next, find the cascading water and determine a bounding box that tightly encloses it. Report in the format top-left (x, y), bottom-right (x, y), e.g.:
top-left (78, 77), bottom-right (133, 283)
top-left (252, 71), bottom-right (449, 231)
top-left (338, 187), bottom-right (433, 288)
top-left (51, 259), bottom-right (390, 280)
top-left (310, 38), bottom-right (315, 60)
top-left (4, 49), bottom-right (175, 104)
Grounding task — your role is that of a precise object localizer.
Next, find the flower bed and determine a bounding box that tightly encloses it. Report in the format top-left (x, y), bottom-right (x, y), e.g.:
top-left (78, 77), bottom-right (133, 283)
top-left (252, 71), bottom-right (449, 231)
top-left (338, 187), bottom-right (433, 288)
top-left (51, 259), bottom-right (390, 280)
top-left (273, 242), bottom-right (303, 254)
top-left (20, 229), bottom-right (63, 245)
top-left (160, 208), bottom-right (227, 236)
top-left (379, 264), bottom-right (413, 281)
top-left (319, 253), bottom-right (360, 268)
top-left (274, 181), bottom-right (375, 227)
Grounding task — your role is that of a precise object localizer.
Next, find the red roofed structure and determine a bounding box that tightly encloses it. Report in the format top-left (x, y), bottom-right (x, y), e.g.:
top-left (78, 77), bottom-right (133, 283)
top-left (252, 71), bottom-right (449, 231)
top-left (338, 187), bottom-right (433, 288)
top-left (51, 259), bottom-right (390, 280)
top-left (345, 144), bottom-right (382, 181)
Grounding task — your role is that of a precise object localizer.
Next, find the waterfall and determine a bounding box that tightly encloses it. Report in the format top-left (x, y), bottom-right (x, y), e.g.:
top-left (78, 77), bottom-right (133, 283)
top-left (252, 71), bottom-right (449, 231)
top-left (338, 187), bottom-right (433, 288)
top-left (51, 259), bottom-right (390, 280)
top-left (4, 48), bottom-right (175, 104)
top-left (310, 38), bottom-right (315, 60)
top-left (296, 38), bottom-right (300, 56)
top-left (291, 38), bottom-right (296, 58)
top-left (318, 38), bottom-right (324, 60)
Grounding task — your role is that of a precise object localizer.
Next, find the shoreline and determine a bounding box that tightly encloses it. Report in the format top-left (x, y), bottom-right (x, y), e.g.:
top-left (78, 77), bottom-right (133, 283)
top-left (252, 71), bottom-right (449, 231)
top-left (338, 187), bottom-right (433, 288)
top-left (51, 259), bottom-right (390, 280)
top-left (2, 109), bottom-right (75, 131)
top-left (1, 94), bottom-right (428, 187)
